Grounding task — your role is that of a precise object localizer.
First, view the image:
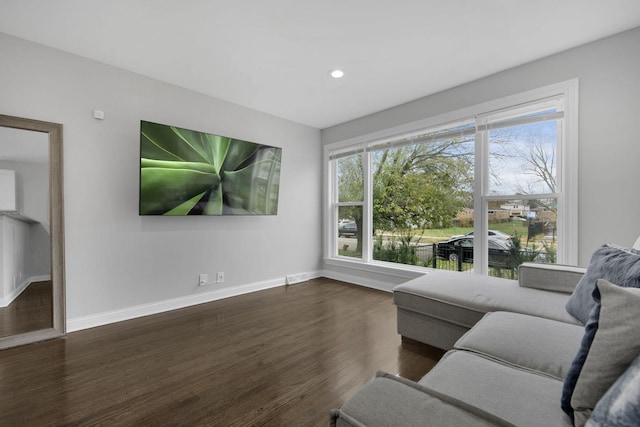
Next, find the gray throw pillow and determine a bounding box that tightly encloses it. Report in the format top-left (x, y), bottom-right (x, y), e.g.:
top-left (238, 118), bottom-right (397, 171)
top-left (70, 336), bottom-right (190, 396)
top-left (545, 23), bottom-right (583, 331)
top-left (586, 353), bottom-right (640, 426)
top-left (570, 280), bottom-right (640, 426)
top-left (561, 298), bottom-right (601, 422)
top-left (565, 244), bottom-right (640, 324)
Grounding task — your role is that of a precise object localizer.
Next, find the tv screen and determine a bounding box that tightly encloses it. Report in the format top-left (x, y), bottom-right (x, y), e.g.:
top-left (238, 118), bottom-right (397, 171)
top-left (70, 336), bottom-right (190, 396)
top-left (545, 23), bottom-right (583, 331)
top-left (140, 120), bottom-right (282, 216)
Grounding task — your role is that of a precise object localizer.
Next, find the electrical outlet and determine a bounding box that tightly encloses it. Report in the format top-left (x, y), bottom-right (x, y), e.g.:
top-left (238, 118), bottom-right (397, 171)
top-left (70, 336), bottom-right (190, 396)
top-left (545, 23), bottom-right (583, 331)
top-left (199, 274), bottom-right (208, 286)
top-left (216, 272), bottom-right (224, 283)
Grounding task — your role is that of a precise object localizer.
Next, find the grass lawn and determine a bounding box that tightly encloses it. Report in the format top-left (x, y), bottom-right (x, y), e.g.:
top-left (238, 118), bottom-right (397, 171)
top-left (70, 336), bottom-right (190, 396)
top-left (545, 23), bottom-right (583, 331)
top-left (394, 221), bottom-right (533, 243)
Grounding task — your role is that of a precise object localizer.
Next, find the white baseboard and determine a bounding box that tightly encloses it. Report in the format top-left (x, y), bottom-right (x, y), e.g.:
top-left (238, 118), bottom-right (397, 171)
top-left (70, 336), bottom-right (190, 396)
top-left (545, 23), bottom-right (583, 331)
top-left (0, 274), bottom-right (51, 308)
top-left (67, 271), bottom-right (321, 333)
top-left (319, 269), bottom-right (396, 293)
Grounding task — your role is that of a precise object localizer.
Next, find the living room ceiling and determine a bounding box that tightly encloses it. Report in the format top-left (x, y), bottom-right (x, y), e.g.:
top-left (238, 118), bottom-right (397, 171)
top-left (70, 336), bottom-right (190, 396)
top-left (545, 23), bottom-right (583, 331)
top-left (1, 1), bottom-right (640, 129)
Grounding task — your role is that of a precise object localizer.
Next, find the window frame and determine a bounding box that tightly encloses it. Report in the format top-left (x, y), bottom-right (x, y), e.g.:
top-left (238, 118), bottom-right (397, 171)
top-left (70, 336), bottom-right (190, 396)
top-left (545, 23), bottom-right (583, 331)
top-left (323, 80), bottom-right (579, 274)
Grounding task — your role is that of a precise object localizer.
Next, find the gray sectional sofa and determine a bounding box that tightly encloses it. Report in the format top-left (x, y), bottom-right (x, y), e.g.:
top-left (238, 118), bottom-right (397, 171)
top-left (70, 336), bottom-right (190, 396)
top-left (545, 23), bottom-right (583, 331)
top-left (331, 238), bottom-right (640, 427)
top-left (394, 263), bottom-right (584, 350)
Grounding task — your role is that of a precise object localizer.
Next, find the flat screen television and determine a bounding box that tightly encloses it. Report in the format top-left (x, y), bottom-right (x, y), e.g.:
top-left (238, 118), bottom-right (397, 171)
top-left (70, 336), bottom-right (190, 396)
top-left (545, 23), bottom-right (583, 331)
top-left (140, 120), bottom-right (282, 216)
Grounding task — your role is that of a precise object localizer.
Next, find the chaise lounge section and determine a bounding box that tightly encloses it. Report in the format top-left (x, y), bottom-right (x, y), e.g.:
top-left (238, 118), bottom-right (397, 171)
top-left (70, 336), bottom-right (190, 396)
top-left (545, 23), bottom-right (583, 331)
top-left (393, 263), bottom-right (584, 350)
top-left (331, 238), bottom-right (640, 426)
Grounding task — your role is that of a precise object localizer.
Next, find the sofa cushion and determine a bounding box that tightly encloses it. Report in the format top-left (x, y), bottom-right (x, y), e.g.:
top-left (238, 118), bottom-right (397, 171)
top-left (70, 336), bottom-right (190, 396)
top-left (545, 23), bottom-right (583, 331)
top-left (565, 243), bottom-right (640, 323)
top-left (331, 371), bottom-right (515, 427)
top-left (586, 353), bottom-right (640, 427)
top-left (518, 262), bottom-right (585, 293)
top-left (396, 306), bottom-right (471, 350)
top-left (561, 280), bottom-right (640, 426)
top-left (420, 350), bottom-right (572, 427)
top-left (394, 269), bottom-right (580, 328)
top-left (455, 311), bottom-right (583, 380)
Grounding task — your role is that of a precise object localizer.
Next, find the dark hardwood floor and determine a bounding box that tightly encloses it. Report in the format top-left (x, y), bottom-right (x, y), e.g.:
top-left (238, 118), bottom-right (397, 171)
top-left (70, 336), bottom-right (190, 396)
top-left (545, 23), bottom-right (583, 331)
top-left (0, 280), bottom-right (52, 337)
top-left (0, 278), bottom-right (444, 426)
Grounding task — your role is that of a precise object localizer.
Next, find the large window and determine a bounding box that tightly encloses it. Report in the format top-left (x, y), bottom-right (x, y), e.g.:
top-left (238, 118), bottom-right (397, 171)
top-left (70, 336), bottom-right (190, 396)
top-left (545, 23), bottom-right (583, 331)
top-left (336, 154), bottom-right (364, 258)
top-left (326, 81), bottom-right (578, 277)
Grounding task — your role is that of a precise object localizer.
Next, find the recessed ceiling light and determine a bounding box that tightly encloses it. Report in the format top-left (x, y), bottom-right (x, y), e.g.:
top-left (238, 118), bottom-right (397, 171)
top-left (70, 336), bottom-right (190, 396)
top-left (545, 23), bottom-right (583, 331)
top-left (329, 69), bottom-right (344, 79)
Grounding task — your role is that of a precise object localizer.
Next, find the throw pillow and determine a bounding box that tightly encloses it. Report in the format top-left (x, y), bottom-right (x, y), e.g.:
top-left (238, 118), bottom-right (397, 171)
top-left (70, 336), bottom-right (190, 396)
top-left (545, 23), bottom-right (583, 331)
top-left (565, 244), bottom-right (640, 324)
top-left (561, 280), bottom-right (640, 426)
top-left (586, 353), bottom-right (640, 427)
top-left (561, 288), bottom-right (601, 422)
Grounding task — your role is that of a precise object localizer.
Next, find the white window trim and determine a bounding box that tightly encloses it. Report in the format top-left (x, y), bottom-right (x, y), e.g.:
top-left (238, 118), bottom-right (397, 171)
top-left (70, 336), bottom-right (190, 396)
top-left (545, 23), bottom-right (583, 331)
top-left (324, 79), bottom-right (579, 272)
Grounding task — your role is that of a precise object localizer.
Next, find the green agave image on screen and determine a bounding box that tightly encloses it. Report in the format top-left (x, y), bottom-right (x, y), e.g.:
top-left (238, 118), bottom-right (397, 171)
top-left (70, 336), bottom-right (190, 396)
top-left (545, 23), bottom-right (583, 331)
top-left (140, 121), bottom-right (282, 215)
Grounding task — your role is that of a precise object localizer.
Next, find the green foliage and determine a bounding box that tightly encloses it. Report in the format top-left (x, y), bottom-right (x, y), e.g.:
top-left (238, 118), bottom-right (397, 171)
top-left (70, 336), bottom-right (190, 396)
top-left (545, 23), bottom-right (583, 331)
top-left (540, 239), bottom-right (557, 264)
top-left (338, 248), bottom-right (360, 257)
top-left (140, 121), bottom-right (281, 215)
top-left (373, 231), bottom-right (420, 266)
top-left (337, 155), bottom-right (365, 252)
top-left (372, 141), bottom-right (473, 232)
top-left (337, 155), bottom-right (364, 203)
top-left (479, 237), bottom-right (539, 279)
top-left (497, 236), bottom-right (541, 278)
top-left (490, 267), bottom-right (518, 279)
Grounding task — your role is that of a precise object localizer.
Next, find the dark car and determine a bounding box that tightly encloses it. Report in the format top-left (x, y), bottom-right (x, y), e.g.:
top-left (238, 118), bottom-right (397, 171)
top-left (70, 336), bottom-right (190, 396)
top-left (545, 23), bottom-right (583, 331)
top-left (338, 221), bottom-right (357, 237)
top-left (462, 230), bottom-right (512, 241)
top-left (436, 236), bottom-right (538, 268)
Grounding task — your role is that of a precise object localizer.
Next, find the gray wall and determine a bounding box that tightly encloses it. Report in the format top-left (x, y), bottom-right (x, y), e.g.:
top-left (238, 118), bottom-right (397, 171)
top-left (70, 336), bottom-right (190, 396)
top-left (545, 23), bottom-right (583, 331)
top-left (0, 159), bottom-right (49, 225)
top-left (323, 26), bottom-right (640, 267)
top-left (0, 33), bottom-right (322, 329)
top-left (0, 159), bottom-right (51, 283)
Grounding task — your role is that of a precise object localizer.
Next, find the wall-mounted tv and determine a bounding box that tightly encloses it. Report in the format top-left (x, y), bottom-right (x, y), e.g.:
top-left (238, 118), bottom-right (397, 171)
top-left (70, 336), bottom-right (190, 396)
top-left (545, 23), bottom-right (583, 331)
top-left (140, 120), bottom-right (282, 216)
